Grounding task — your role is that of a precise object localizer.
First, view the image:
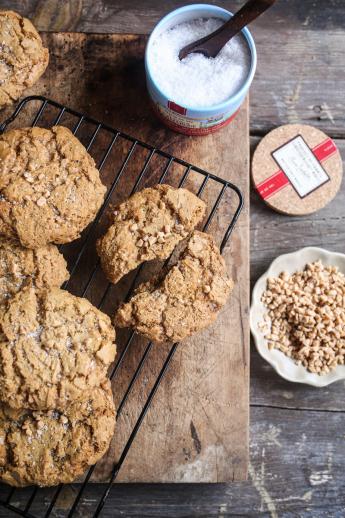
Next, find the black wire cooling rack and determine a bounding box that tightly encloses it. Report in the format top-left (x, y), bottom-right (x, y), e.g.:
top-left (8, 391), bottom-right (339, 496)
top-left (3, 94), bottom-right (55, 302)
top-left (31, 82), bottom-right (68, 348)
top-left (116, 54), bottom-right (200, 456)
top-left (0, 96), bottom-right (243, 518)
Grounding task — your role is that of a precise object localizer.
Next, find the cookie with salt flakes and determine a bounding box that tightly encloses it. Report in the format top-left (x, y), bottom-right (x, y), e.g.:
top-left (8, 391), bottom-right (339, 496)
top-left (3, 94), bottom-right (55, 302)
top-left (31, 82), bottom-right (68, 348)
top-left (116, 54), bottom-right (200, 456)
top-left (0, 382), bottom-right (115, 487)
top-left (0, 10), bottom-right (49, 108)
top-left (0, 287), bottom-right (116, 411)
top-left (0, 126), bottom-right (106, 249)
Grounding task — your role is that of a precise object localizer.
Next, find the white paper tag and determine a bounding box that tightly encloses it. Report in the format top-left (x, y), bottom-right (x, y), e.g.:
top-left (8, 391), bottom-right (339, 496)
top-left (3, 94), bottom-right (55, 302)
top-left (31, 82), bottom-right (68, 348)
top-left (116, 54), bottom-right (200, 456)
top-left (272, 135), bottom-right (330, 198)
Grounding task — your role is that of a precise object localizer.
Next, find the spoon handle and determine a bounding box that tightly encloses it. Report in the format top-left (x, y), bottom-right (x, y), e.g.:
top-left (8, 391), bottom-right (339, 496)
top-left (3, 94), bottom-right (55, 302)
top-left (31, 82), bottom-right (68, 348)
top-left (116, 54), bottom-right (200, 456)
top-left (179, 0), bottom-right (276, 60)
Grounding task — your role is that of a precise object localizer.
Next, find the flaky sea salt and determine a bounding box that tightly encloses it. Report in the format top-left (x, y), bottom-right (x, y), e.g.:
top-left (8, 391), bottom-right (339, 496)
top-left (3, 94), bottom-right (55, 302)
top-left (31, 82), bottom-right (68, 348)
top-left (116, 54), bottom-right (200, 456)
top-left (26, 326), bottom-right (43, 340)
top-left (150, 17), bottom-right (251, 108)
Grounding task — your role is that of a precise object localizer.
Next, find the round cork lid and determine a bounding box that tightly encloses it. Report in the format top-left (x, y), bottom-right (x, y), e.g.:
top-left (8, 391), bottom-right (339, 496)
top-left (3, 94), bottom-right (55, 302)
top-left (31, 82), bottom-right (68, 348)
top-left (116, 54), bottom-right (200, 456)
top-left (252, 124), bottom-right (343, 216)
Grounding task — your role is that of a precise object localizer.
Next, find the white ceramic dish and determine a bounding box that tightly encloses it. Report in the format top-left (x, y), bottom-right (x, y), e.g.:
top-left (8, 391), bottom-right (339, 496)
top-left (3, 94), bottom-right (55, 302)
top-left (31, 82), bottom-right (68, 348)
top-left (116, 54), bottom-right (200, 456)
top-left (250, 247), bottom-right (345, 387)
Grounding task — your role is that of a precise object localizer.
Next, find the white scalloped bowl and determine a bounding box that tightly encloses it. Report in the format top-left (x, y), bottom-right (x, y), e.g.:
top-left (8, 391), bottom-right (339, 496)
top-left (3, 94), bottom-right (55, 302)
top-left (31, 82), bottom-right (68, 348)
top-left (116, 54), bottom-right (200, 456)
top-left (250, 247), bottom-right (345, 387)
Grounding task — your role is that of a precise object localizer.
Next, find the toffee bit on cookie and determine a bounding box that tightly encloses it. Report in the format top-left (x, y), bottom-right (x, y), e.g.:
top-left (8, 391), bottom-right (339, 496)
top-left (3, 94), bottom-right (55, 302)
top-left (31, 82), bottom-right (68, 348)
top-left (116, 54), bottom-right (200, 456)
top-left (130, 223), bottom-right (138, 231)
top-left (36, 196), bottom-right (47, 207)
top-left (148, 236), bottom-right (157, 246)
top-left (175, 223), bottom-right (184, 232)
top-left (22, 421), bottom-right (33, 436)
top-left (36, 420), bottom-right (44, 429)
top-left (260, 260), bottom-right (345, 375)
top-left (23, 172), bottom-right (34, 183)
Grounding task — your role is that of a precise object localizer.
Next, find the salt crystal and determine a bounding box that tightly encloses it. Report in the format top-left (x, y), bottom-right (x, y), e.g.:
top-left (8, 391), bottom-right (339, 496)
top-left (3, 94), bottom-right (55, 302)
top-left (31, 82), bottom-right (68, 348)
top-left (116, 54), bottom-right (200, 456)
top-left (150, 17), bottom-right (251, 108)
top-left (26, 326), bottom-right (43, 340)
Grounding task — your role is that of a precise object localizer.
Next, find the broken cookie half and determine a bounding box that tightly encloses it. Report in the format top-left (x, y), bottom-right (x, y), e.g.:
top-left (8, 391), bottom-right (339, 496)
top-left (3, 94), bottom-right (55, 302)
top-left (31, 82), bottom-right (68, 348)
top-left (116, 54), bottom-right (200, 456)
top-left (97, 184), bottom-right (206, 284)
top-left (115, 231), bottom-right (233, 343)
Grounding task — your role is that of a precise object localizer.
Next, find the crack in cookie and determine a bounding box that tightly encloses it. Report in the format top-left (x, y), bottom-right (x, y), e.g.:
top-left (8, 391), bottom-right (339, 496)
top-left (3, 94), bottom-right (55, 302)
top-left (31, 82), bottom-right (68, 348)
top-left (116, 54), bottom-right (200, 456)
top-left (115, 231), bottom-right (233, 343)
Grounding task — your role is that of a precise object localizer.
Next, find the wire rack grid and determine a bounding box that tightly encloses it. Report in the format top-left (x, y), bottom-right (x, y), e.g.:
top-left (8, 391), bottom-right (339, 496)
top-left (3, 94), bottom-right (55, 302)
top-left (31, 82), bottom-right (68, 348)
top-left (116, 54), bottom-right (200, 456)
top-left (0, 96), bottom-right (243, 518)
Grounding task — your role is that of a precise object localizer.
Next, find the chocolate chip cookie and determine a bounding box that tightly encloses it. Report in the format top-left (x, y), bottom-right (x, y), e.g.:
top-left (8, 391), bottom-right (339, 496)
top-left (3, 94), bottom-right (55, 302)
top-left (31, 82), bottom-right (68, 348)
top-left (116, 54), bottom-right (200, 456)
top-left (0, 126), bottom-right (106, 248)
top-left (0, 287), bottom-right (116, 410)
top-left (0, 11), bottom-right (49, 108)
top-left (97, 184), bottom-right (206, 284)
top-left (0, 381), bottom-right (115, 487)
top-left (0, 236), bottom-right (69, 305)
top-left (115, 231), bottom-right (233, 343)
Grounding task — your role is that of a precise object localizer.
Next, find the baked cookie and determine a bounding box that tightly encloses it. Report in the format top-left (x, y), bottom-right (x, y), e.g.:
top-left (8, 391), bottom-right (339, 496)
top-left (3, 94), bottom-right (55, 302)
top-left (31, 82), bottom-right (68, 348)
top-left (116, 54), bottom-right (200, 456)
top-left (0, 236), bottom-right (69, 305)
top-left (97, 184), bottom-right (206, 284)
top-left (0, 126), bottom-right (106, 248)
top-left (0, 287), bottom-right (116, 410)
top-left (0, 11), bottom-right (49, 108)
top-left (115, 231), bottom-right (233, 343)
top-left (0, 381), bottom-right (115, 487)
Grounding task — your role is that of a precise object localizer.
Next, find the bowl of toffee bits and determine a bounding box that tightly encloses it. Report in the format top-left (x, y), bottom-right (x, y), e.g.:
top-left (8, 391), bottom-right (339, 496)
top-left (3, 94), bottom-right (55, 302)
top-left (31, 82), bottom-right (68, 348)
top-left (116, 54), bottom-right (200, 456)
top-left (250, 247), bottom-right (345, 387)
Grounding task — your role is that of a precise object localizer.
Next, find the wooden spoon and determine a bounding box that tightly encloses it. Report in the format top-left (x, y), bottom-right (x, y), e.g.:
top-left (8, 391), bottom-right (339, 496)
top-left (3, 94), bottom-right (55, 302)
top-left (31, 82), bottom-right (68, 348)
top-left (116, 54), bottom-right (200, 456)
top-left (179, 0), bottom-right (276, 60)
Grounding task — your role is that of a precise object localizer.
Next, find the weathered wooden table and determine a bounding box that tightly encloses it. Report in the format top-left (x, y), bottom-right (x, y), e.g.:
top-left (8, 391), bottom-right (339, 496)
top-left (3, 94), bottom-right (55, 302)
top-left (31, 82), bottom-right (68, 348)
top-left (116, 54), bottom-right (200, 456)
top-left (1, 0), bottom-right (345, 516)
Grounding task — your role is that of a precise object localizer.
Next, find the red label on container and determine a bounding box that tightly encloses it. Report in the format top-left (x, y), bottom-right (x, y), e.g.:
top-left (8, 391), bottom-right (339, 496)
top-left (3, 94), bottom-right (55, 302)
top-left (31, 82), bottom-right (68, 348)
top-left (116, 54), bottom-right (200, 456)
top-left (257, 138), bottom-right (337, 200)
top-left (152, 102), bottom-right (240, 136)
top-left (167, 101), bottom-right (187, 115)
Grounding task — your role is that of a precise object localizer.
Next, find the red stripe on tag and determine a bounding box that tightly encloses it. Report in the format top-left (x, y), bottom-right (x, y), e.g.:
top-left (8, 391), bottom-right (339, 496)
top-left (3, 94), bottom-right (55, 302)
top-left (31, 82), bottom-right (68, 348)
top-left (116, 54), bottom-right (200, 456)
top-left (257, 137), bottom-right (337, 200)
top-left (313, 138), bottom-right (337, 162)
top-left (258, 170), bottom-right (290, 199)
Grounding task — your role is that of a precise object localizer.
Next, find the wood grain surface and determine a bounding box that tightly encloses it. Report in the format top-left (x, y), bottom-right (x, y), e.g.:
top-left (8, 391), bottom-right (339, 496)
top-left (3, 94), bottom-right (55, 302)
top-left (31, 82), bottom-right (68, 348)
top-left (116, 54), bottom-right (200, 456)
top-left (1, 32), bottom-right (249, 484)
top-left (0, 0), bottom-right (345, 516)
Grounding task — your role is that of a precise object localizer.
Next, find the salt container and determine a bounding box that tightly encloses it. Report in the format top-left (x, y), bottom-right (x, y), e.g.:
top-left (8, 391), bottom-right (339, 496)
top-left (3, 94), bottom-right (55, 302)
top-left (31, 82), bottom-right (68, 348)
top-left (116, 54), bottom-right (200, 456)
top-left (145, 4), bottom-right (257, 136)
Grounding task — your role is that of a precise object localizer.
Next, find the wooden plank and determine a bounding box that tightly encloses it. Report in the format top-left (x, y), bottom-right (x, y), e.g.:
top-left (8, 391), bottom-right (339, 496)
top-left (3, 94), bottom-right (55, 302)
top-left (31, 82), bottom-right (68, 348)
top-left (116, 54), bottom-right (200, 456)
top-left (5, 0), bottom-right (345, 137)
top-left (1, 406), bottom-right (344, 517)
top-left (0, 32), bottom-right (249, 483)
top-left (5, 0), bottom-right (345, 34)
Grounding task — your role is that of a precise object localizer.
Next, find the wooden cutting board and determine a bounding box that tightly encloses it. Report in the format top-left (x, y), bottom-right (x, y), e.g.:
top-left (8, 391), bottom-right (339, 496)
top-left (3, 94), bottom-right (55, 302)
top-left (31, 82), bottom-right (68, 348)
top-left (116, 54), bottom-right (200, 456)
top-left (1, 33), bottom-right (249, 483)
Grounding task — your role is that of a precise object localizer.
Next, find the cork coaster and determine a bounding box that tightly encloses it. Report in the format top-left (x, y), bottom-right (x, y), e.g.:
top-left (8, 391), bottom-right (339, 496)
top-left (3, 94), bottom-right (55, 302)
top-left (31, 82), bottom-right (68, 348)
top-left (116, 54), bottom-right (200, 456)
top-left (252, 124), bottom-right (343, 215)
